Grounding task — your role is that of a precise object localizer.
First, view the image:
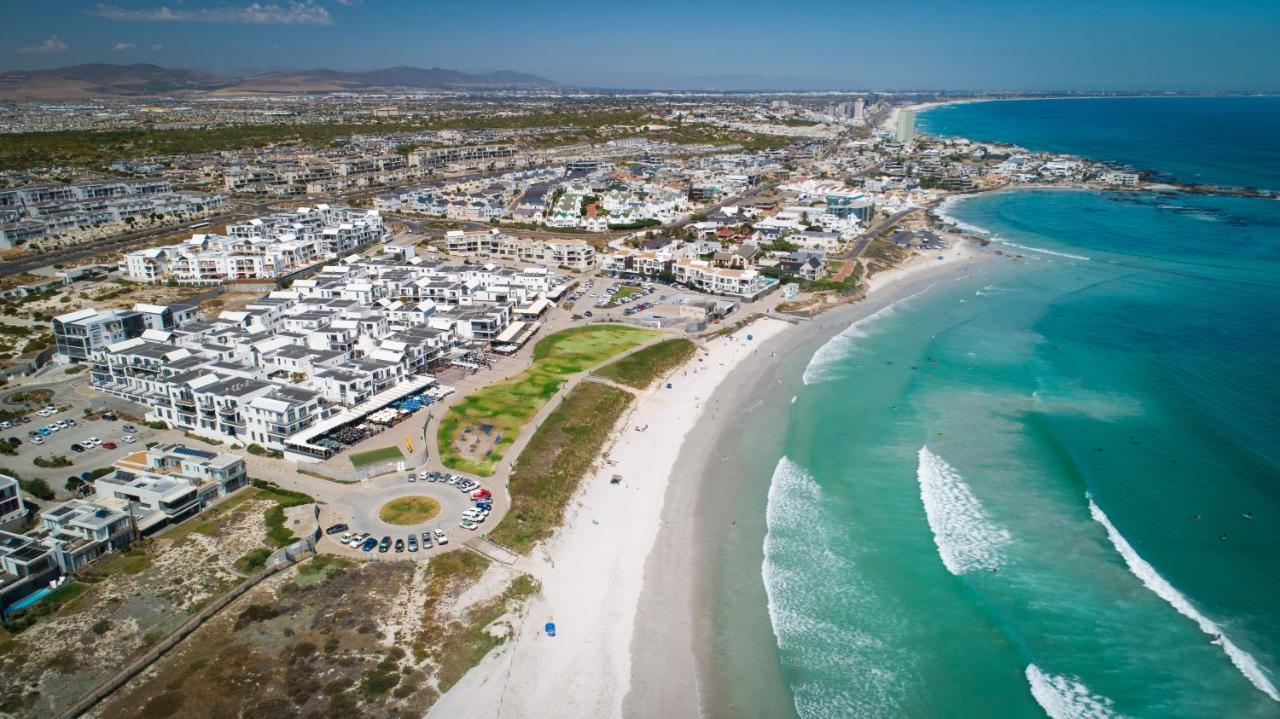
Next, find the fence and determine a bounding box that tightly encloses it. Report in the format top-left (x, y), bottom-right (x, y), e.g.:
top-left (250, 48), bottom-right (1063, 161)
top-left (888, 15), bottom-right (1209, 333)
top-left (56, 528), bottom-right (317, 719)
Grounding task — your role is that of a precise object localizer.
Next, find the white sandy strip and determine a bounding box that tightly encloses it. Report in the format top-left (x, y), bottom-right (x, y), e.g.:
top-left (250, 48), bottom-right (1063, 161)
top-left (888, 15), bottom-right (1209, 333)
top-left (865, 238), bottom-right (981, 295)
top-left (428, 318), bottom-right (793, 719)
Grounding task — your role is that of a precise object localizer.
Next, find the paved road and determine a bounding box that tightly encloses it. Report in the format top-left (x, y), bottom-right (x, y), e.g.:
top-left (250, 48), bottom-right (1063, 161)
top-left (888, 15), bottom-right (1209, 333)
top-left (0, 209), bottom-right (249, 278)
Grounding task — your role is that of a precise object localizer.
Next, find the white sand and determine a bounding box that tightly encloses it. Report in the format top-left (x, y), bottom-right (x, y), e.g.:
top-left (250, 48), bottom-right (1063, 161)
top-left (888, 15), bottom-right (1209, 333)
top-left (428, 318), bottom-right (794, 719)
top-left (866, 238), bottom-right (981, 295)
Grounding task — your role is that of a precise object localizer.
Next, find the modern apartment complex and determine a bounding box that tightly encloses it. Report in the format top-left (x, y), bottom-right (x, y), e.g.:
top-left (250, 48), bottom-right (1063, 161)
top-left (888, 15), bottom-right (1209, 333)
top-left (118, 205), bottom-right (387, 284)
top-left (444, 229), bottom-right (596, 271)
top-left (0, 179), bottom-right (226, 248)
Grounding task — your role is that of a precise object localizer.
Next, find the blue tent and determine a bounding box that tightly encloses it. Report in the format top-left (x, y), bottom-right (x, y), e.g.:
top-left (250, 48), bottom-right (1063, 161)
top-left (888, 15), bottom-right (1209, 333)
top-left (545, 622), bottom-right (557, 637)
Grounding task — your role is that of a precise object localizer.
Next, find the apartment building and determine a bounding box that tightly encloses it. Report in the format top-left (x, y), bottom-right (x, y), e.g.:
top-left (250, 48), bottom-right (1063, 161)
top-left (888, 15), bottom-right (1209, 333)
top-left (444, 229), bottom-right (596, 271)
top-left (119, 205), bottom-right (385, 284)
top-left (0, 179), bottom-right (226, 248)
top-left (0, 475), bottom-right (25, 529)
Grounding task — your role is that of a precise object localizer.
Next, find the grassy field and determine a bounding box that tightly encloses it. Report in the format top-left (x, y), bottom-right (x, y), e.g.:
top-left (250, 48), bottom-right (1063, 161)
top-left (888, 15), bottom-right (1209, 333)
top-left (349, 445), bottom-right (404, 468)
top-left (594, 338), bottom-right (697, 389)
top-left (378, 496), bottom-right (441, 525)
top-left (487, 381), bottom-right (633, 552)
top-left (438, 325), bottom-right (656, 476)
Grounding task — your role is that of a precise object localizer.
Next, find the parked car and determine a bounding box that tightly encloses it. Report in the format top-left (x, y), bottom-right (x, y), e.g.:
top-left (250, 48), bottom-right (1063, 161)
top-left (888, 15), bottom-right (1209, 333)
top-left (421, 532), bottom-right (433, 549)
top-left (122, 435), bottom-right (136, 444)
top-left (379, 536), bottom-right (391, 552)
top-left (433, 529), bottom-right (448, 545)
top-left (460, 519), bottom-right (479, 531)
top-left (86, 437), bottom-right (101, 446)
top-left (325, 523), bottom-right (349, 535)
top-left (102, 413), bottom-right (118, 422)
top-left (31, 437), bottom-right (43, 445)
top-left (471, 489), bottom-right (492, 501)
top-left (8, 438), bottom-right (21, 447)
top-left (70, 444), bottom-right (85, 453)
top-left (348, 533), bottom-right (370, 547)
top-left (394, 538), bottom-right (405, 553)
top-left (361, 537), bottom-right (378, 552)
top-left (27, 431), bottom-right (39, 439)
top-left (339, 532), bottom-right (352, 544)
top-left (102, 441), bottom-right (118, 450)
top-left (66, 419), bottom-right (76, 427)
top-left (407, 473), bottom-right (416, 483)
top-left (122, 423), bottom-right (137, 433)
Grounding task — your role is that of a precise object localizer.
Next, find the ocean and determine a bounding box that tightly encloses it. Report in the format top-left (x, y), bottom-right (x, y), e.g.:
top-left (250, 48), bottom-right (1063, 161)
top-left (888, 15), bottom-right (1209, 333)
top-left (722, 97), bottom-right (1280, 718)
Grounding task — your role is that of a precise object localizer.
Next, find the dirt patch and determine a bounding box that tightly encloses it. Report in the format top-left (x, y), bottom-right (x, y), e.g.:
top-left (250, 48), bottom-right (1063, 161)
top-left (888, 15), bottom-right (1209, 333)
top-left (0, 495), bottom-right (274, 718)
top-left (91, 553), bottom-right (538, 719)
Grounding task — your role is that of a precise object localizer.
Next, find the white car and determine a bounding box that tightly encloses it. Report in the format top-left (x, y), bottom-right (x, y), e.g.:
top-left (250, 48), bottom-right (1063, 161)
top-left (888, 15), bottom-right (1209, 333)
top-left (31, 436), bottom-right (43, 445)
top-left (433, 528), bottom-right (448, 545)
top-left (339, 532), bottom-right (352, 544)
top-left (347, 532), bottom-right (369, 547)
top-left (122, 435), bottom-right (136, 444)
top-left (45, 424), bottom-right (59, 433)
top-left (86, 436), bottom-right (101, 446)
top-left (461, 509), bottom-right (486, 523)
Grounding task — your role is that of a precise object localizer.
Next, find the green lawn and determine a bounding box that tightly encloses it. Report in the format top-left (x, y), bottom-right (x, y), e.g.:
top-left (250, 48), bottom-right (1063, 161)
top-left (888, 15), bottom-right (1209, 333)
top-left (378, 496), bottom-right (441, 525)
top-left (487, 381), bottom-right (633, 552)
top-left (594, 338), bottom-right (697, 389)
top-left (438, 324), bottom-right (657, 476)
top-left (349, 445), bottom-right (405, 468)
top-left (605, 285), bottom-right (642, 307)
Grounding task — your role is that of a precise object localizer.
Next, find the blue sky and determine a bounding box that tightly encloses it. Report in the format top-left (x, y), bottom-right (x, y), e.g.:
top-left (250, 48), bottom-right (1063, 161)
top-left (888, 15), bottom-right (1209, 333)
top-left (2, 0), bottom-right (1278, 90)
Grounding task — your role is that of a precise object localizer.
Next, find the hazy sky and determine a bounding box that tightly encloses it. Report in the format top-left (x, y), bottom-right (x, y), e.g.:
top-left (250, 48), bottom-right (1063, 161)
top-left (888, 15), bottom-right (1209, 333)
top-left (2, 0), bottom-right (1278, 90)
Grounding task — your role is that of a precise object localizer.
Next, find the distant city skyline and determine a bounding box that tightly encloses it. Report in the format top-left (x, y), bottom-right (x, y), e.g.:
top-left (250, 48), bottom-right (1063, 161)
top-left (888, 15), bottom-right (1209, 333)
top-left (2, 0), bottom-right (1278, 91)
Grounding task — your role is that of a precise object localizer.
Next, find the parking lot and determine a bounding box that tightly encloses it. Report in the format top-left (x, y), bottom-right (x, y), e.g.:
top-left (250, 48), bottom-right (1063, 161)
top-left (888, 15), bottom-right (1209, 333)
top-left (319, 469), bottom-right (498, 560)
top-left (1, 386), bottom-right (167, 495)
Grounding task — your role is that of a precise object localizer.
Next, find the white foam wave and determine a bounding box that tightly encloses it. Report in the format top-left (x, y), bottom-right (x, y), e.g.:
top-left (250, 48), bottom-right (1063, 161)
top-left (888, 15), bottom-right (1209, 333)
top-left (1026, 664), bottom-right (1123, 719)
top-left (935, 195), bottom-right (992, 235)
top-left (995, 239), bottom-right (1091, 261)
top-left (802, 295), bottom-right (917, 385)
top-left (916, 447), bottom-right (1012, 575)
top-left (763, 457), bottom-right (906, 717)
top-left (1088, 498), bottom-right (1280, 701)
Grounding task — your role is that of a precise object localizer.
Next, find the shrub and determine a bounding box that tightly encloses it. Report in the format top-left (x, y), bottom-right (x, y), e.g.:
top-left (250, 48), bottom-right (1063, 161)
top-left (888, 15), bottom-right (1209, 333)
top-left (33, 456), bottom-right (72, 469)
top-left (234, 603), bottom-right (279, 629)
top-left (91, 618), bottom-right (111, 635)
top-left (19, 477), bottom-right (54, 500)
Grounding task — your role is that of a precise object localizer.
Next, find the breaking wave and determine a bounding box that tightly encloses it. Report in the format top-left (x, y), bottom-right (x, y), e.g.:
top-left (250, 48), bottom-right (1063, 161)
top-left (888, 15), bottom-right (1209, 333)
top-left (936, 195), bottom-right (993, 235)
top-left (1088, 498), bottom-right (1280, 701)
top-left (916, 447), bottom-right (1012, 575)
top-left (801, 295), bottom-right (918, 385)
top-left (1025, 664), bottom-right (1123, 719)
top-left (994, 239), bottom-right (1091, 261)
top-left (763, 456), bottom-right (906, 717)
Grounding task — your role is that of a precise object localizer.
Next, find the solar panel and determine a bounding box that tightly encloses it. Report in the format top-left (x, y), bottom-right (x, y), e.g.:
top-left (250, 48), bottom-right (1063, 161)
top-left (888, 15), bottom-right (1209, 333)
top-left (173, 446), bottom-right (217, 460)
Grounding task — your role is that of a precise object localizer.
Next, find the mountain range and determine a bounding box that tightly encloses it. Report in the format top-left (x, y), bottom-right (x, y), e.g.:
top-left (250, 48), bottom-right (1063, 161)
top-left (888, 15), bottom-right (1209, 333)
top-left (0, 63), bottom-right (559, 101)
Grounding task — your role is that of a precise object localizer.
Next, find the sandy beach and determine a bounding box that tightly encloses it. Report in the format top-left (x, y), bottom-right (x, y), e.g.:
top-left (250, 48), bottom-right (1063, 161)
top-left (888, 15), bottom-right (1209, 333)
top-left (625, 244), bottom-right (996, 719)
top-left (428, 317), bottom-right (793, 719)
top-left (430, 243), bottom-right (995, 719)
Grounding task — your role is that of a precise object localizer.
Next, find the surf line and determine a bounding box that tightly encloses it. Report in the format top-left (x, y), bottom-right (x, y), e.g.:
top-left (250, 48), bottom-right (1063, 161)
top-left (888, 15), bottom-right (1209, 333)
top-left (1088, 496), bottom-right (1279, 702)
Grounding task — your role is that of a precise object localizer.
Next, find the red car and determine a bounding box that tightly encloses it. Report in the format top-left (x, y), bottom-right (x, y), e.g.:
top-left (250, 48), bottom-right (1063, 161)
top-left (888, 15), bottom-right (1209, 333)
top-left (470, 489), bottom-right (492, 500)
top-left (102, 441), bottom-right (118, 450)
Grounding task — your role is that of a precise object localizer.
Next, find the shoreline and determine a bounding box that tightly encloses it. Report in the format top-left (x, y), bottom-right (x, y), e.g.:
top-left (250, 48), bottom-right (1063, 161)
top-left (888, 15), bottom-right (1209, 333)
top-left (625, 241), bottom-right (998, 718)
top-left (428, 316), bottom-right (794, 719)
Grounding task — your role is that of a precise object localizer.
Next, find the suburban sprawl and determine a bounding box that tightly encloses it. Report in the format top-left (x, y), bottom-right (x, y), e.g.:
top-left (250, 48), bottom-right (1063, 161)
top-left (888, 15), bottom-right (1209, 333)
top-left (0, 82), bottom-right (1259, 719)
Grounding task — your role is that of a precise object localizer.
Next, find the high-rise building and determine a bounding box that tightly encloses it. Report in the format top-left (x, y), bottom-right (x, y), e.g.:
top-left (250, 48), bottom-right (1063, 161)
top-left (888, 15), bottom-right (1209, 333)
top-left (853, 98), bottom-right (866, 124)
top-left (895, 108), bottom-right (916, 144)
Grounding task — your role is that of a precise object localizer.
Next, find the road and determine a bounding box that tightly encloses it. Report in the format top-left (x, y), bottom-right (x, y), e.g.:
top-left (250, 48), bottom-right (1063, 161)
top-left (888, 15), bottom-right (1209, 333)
top-left (837, 207), bottom-right (916, 260)
top-left (0, 209), bottom-right (252, 278)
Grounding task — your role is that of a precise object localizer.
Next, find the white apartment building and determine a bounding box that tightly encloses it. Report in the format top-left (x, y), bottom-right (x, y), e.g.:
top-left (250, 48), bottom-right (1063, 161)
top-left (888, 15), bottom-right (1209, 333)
top-left (119, 205), bottom-right (385, 284)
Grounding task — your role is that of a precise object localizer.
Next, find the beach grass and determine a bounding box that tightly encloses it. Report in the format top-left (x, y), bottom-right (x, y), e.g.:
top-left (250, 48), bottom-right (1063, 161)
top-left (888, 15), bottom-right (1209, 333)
top-left (378, 496), bottom-right (441, 525)
top-left (349, 445), bottom-right (405, 468)
top-left (438, 324), bottom-right (656, 476)
top-left (486, 380), bottom-right (633, 552)
top-left (594, 338), bottom-right (697, 389)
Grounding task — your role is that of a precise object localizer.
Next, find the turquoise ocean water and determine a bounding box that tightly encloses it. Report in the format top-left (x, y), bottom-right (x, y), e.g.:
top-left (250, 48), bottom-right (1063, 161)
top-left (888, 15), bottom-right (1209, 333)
top-left (752, 98), bottom-right (1280, 718)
